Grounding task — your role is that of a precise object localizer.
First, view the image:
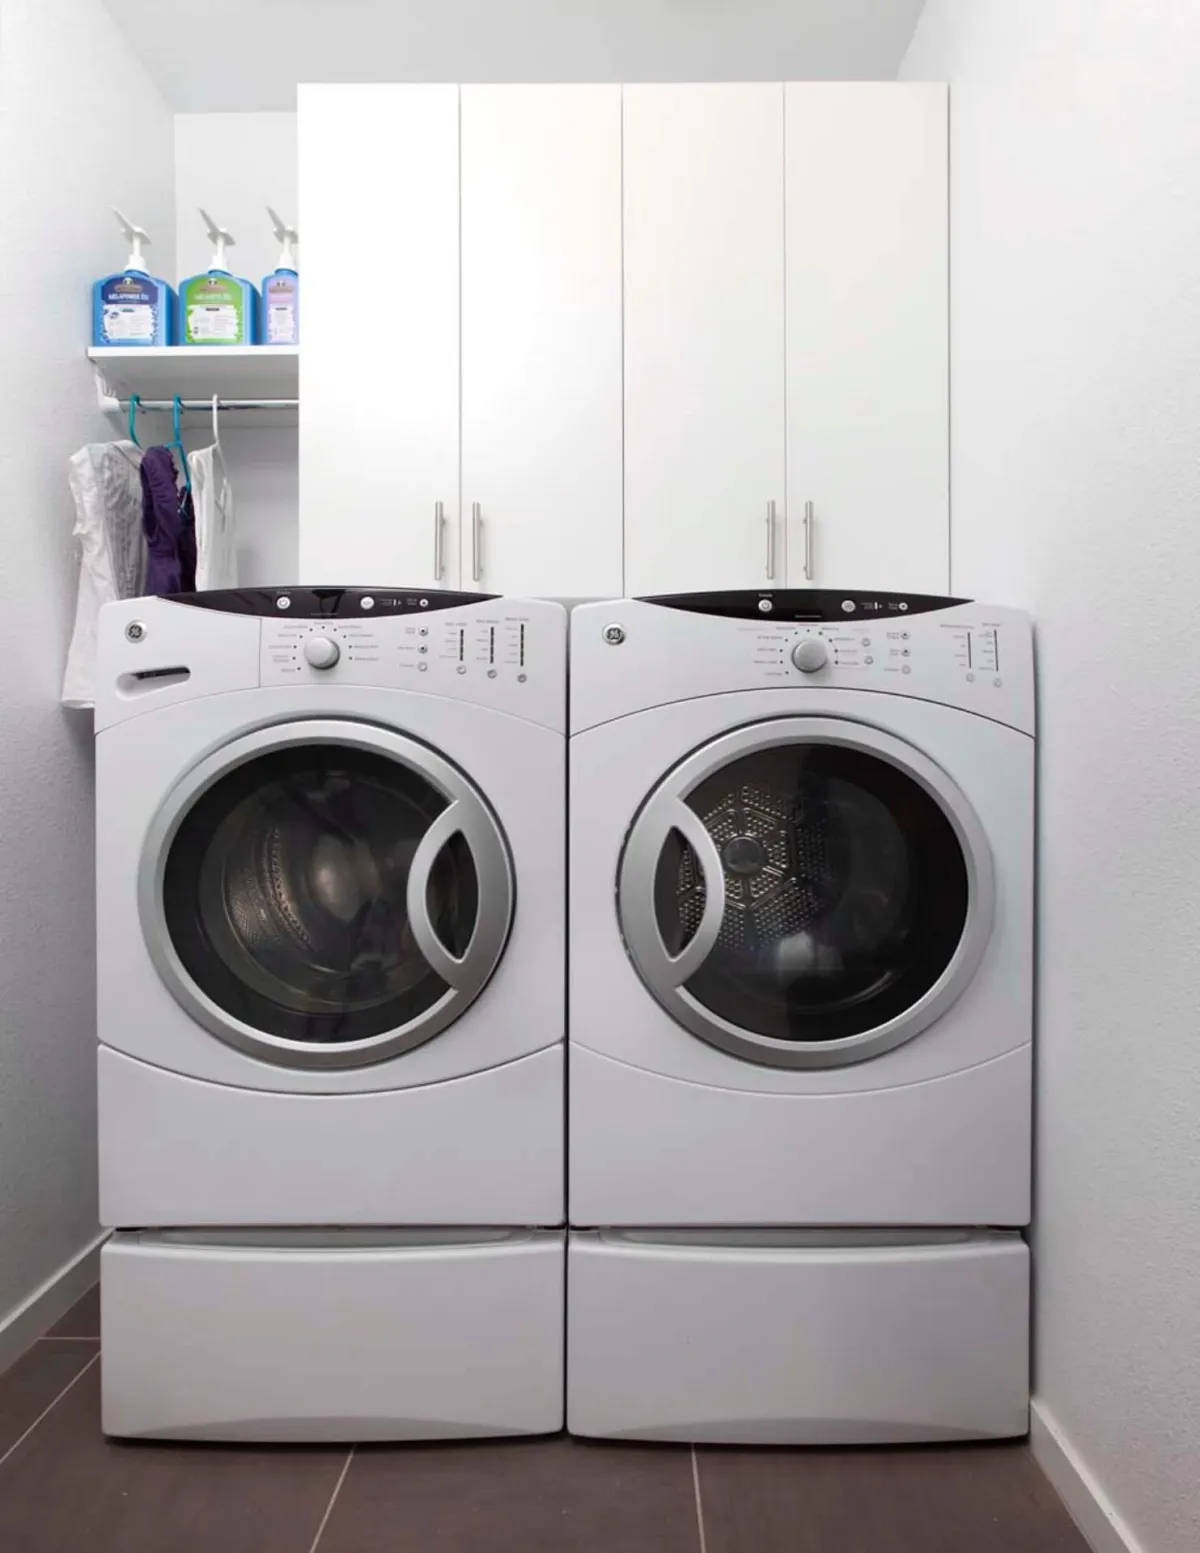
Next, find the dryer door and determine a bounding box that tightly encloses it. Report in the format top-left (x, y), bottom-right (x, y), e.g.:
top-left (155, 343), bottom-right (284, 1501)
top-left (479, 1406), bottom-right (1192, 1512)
top-left (140, 719), bottom-right (513, 1069)
top-left (618, 717), bottom-right (994, 1069)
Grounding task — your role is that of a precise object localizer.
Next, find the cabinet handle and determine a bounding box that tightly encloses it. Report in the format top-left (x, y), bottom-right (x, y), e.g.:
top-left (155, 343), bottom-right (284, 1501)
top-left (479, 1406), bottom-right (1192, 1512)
top-left (471, 502), bottom-right (483, 583)
top-left (765, 500), bottom-right (777, 580)
top-left (804, 500), bottom-right (815, 581)
top-left (432, 501), bottom-right (445, 581)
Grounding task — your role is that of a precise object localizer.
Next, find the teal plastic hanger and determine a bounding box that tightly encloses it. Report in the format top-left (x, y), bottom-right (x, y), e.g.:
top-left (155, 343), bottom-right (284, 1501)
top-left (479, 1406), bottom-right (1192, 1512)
top-left (127, 393), bottom-right (141, 447)
top-left (166, 395), bottom-right (193, 496)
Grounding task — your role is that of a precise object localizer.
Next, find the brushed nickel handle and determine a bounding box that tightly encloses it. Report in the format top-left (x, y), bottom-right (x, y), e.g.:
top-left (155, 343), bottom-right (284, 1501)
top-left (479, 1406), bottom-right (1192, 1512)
top-left (433, 501), bottom-right (445, 580)
top-left (471, 502), bottom-right (482, 583)
top-left (765, 500), bottom-right (777, 580)
top-left (804, 499), bottom-right (815, 581)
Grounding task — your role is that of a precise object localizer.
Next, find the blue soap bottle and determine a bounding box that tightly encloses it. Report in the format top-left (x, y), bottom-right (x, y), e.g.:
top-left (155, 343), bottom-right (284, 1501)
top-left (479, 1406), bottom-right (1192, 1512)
top-left (260, 207), bottom-right (299, 346)
top-left (178, 210), bottom-right (259, 346)
top-left (92, 210), bottom-right (175, 346)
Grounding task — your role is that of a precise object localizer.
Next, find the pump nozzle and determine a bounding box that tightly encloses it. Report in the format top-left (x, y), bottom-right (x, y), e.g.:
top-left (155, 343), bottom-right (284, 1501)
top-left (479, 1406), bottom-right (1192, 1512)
top-left (113, 208), bottom-right (151, 273)
top-left (199, 208), bottom-right (235, 272)
top-left (267, 207), bottom-right (299, 272)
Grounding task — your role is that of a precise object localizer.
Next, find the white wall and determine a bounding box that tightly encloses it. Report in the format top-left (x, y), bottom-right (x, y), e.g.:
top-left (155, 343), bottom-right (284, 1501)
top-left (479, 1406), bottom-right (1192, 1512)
top-left (901, 5), bottom-right (1200, 1550)
top-left (175, 113), bottom-right (297, 286)
top-left (0, 0), bottom-right (175, 1334)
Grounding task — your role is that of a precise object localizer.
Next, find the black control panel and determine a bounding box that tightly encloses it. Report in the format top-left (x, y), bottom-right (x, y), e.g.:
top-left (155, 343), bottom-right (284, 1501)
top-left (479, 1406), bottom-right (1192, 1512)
top-left (639, 589), bottom-right (970, 621)
top-left (166, 587), bottom-right (497, 618)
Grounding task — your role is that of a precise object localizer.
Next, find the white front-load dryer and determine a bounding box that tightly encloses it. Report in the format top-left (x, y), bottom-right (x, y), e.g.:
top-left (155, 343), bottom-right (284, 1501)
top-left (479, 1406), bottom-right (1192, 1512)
top-left (567, 589), bottom-right (1034, 1444)
top-left (95, 587), bottom-right (565, 1441)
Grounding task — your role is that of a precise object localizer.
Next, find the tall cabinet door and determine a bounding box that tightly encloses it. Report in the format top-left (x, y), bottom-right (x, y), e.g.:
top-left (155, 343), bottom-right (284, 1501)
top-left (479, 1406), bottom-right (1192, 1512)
top-left (460, 86), bottom-right (623, 597)
top-left (623, 85), bottom-right (786, 598)
top-left (786, 84), bottom-right (949, 592)
top-left (299, 85), bottom-right (460, 588)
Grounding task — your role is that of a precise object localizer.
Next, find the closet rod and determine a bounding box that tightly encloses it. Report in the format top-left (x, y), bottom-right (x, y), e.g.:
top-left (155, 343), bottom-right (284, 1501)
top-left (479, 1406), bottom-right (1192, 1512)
top-left (115, 398), bottom-right (297, 411)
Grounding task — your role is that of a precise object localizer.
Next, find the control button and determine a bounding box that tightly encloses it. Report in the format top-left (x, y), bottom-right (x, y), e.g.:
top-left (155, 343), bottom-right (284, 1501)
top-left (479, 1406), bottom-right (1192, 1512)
top-left (841, 600), bottom-right (856, 614)
top-left (898, 602), bottom-right (909, 612)
top-left (419, 628), bottom-right (429, 637)
top-left (791, 639), bottom-right (829, 674)
top-left (993, 677), bottom-right (1003, 688)
top-left (304, 636), bottom-right (341, 670)
top-left (902, 648), bottom-right (910, 657)
top-left (517, 673), bottom-right (528, 683)
top-left (487, 669), bottom-right (497, 679)
top-left (757, 599), bottom-right (774, 614)
top-left (966, 671), bottom-right (976, 683)
top-left (864, 655), bottom-right (874, 665)
top-left (360, 595), bottom-right (375, 610)
top-left (418, 645), bottom-right (428, 655)
top-left (902, 664), bottom-right (912, 674)
top-left (901, 632), bottom-right (910, 640)
top-left (456, 665), bottom-right (467, 675)
top-left (275, 595), bottom-right (291, 610)
top-left (861, 637), bottom-right (871, 647)
top-left (418, 663), bottom-right (429, 673)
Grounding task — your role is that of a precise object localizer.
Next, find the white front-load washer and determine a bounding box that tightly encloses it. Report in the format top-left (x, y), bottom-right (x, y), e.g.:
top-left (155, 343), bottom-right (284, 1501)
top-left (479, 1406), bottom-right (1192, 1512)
top-left (567, 589), bottom-right (1034, 1444)
top-left (95, 586), bottom-right (565, 1441)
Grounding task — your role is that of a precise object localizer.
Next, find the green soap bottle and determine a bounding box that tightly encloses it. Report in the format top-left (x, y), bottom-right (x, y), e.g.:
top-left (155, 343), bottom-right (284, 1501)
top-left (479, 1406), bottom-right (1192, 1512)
top-left (178, 209), bottom-right (259, 345)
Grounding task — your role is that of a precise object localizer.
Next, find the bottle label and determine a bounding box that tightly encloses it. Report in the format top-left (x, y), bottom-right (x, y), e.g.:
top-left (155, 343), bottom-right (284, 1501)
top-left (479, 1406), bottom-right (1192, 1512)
top-left (183, 275), bottom-right (246, 344)
top-left (263, 275), bottom-right (298, 344)
top-left (100, 274), bottom-right (159, 344)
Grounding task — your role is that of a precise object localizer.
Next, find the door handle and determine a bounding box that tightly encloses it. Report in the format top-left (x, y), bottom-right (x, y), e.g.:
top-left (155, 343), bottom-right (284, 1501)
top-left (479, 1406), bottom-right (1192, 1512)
top-left (804, 499), bottom-right (815, 581)
top-left (432, 501), bottom-right (445, 580)
top-left (471, 502), bottom-right (482, 583)
top-left (765, 500), bottom-right (777, 580)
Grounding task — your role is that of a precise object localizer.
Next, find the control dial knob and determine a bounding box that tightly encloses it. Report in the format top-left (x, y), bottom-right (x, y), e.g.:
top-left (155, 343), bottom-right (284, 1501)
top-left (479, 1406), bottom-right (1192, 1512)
top-left (304, 635), bottom-right (341, 670)
top-left (791, 638), bottom-right (829, 674)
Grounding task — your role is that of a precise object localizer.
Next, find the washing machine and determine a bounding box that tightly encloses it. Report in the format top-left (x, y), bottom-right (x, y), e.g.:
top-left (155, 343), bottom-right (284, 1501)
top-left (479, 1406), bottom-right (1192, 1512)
top-left (567, 589), bottom-right (1034, 1443)
top-left (94, 586), bottom-right (565, 1441)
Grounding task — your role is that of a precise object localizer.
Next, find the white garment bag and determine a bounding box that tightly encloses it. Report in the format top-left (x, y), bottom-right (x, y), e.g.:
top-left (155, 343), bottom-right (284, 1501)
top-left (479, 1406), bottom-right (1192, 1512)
top-left (62, 440), bottom-right (145, 709)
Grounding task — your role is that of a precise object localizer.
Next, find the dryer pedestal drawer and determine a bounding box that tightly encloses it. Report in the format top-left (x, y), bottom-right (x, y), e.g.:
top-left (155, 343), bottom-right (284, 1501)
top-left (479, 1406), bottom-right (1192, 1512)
top-left (567, 1229), bottom-right (1028, 1443)
top-left (102, 1230), bottom-right (565, 1441)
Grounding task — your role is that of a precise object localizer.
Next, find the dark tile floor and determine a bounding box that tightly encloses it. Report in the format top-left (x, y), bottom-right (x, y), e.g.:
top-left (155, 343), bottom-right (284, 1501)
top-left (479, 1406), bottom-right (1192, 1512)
top-left (0, 1286), bottom-right (1091, 1553)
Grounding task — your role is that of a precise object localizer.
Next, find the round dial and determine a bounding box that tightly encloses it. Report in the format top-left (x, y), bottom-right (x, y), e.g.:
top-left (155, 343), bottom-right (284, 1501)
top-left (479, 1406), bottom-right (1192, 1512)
top-left (303, 636), bottom-right (341, 670)
top-left (791, 638), bottom-right (829, 674)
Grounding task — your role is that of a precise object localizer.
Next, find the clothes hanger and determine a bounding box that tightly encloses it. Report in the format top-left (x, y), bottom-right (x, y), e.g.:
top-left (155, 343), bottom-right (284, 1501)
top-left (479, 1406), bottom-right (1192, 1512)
top-left (210, 394), bottom-right (230, 485)
top-left (167, 395), bottom-right (193, 496)
top-left (127, 393), bottom-right (142, 447)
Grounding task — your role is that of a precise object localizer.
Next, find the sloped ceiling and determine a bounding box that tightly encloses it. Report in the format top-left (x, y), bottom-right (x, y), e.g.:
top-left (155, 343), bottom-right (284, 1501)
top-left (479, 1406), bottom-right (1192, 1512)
top-left (103, 0), bottom-right (925, 111)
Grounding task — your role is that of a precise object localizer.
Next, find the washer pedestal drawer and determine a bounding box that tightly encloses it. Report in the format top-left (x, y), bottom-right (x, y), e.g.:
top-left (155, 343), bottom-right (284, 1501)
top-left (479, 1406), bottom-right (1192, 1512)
top-left (567, 1229), bottom-right (1028, 1443)
top-left (102, 1230), bottom-right (565, 1441)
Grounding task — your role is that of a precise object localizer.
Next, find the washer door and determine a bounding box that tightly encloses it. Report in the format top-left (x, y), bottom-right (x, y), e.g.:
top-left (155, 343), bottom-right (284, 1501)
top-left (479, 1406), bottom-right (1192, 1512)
top-left (140, 719), bottom-right (514, 1069)
top-left (618, 718), bottom-right (994, 1069)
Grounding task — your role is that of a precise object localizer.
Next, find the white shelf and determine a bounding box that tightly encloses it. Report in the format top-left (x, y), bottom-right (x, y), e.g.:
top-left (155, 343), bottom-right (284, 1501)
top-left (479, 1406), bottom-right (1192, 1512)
top-left (88, 346), bottom-right (298, 425)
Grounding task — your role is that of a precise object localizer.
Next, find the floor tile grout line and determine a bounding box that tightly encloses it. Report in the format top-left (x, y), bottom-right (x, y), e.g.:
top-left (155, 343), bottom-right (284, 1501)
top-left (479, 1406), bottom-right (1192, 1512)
top-left (0, 1348), bottom-right (101, 1472)
top-left (691, 1443), bottom-right (708, 1553)
top-left (307, 1445), bottom-right (354, 1553)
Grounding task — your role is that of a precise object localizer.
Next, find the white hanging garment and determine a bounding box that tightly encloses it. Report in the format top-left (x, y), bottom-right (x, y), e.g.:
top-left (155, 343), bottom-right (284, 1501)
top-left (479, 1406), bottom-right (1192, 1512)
top-left (62, 440), bottom-right (145, 709)
top-left (188, 440), bottom-right (237, 591)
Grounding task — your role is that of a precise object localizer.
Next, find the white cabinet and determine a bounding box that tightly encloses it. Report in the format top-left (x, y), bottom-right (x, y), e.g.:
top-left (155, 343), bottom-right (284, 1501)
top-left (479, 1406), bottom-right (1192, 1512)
top-left (785, 83), bottom-right (949, 592)
top-left (299, 86), bottom-right (460, 588)
top-left (298, 82), bottom-right (949, 600)
top-left (622, 85), bottom-right (786, 598)
top-left (460, 86), bottom-right (623, 596)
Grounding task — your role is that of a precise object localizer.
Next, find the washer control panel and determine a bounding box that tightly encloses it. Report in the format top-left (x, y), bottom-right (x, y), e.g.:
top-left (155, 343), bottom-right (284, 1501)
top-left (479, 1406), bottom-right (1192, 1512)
top-left (258, 597), bottom-right (564, 726)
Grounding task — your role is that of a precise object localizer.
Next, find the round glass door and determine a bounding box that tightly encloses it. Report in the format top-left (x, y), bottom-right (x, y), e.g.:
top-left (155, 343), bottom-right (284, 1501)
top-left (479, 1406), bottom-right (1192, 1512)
top-left (140, 720), bottom-right (513, 1068)
top-left (618, 718), bottom-right (994, 1068)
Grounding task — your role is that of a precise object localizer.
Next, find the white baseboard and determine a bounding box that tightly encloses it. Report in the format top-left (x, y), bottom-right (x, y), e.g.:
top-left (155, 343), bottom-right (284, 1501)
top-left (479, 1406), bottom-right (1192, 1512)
top-left (0, 1231), bottom-right (108, 1373)
top-left (1030, 1399), bottom-right (1145, 1553)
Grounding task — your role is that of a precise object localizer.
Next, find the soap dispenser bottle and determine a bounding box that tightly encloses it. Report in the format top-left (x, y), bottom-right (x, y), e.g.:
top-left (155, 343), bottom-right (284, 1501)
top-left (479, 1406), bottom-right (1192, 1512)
top-left (178, 210), bottom-right (259, 345)
top-left (92, 210), bottom-right (175, 346)
top-left (260, 207), bottom-right (299, 346)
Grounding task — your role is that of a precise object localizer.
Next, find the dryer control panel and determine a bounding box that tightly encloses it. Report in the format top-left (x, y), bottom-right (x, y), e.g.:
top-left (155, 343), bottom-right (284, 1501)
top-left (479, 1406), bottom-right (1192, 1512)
top-left (570, 595), bottom-right (1034, 737)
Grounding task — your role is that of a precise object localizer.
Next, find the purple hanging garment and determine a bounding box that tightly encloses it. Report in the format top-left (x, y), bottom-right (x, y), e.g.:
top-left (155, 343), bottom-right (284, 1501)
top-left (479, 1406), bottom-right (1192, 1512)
top-left (140, 446), bottom-right (197, 596)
